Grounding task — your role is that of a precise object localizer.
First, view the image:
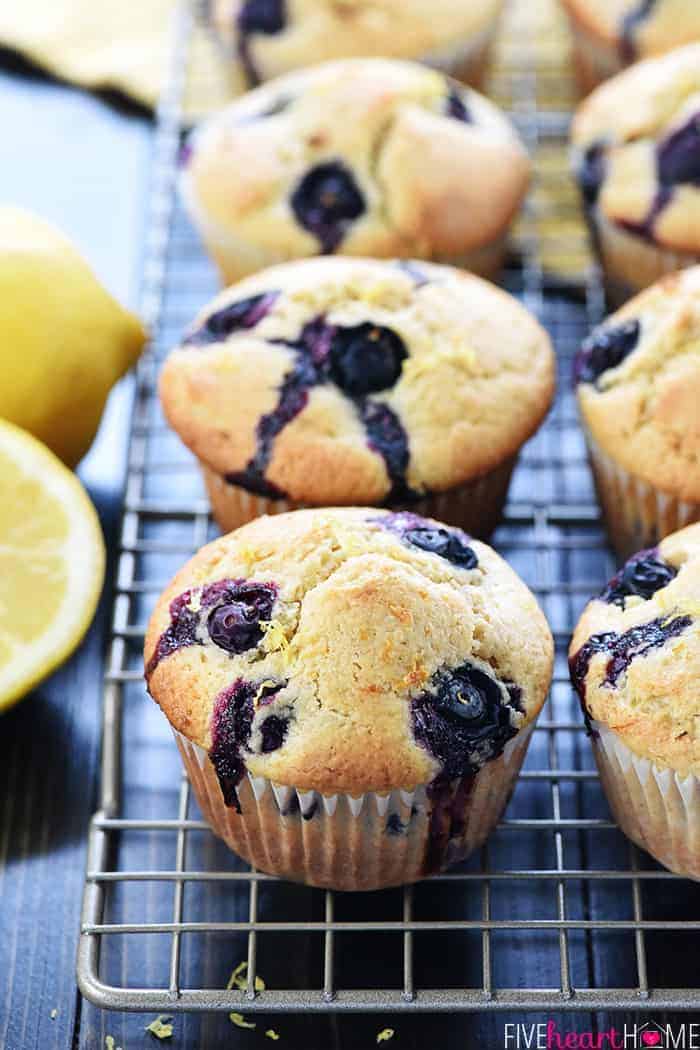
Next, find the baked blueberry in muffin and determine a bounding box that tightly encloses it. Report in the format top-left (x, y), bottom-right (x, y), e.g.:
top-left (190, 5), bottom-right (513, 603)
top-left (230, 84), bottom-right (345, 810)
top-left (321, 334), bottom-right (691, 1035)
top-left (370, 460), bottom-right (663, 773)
top-left (573, 265), bottom-right (700, 556)
top-left (571, 43), bottom-right (700, 302)
top-left (212, 0), bottom-right (506, 95)
top-left (568, 522), bottom-right (700, 878)
top-left (160, 257), bottom-right (555, 536)
top-left (180, 59), bottom-right (530, 283)
top-left (145, 507), bottom-right (553, 889)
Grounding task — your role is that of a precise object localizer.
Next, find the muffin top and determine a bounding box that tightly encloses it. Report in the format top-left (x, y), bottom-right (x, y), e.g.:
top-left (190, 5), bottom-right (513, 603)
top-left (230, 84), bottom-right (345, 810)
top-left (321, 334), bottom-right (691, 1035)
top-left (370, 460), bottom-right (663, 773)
top-left (570, 522), bottom-right (700, 776)
top-left (181, 59), bottom-right (530, 269)
top-left (145, 508), bottom-right (554, 795)
top-left (160, 257), bottom-right (555, 505)
top-left (212, 0), bottom-right (504, 93)
top-left (571, 43), bottom-right (700, 254)
top-left (574, 265), bottom-right (700, 501)
top-left (561, 0), bottom-right (700, 63)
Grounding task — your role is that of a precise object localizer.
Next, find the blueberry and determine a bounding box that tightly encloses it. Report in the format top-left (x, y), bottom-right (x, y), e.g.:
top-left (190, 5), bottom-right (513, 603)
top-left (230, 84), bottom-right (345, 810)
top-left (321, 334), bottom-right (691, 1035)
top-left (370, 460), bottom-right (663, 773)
top-left (290, 162), bottom-right (365, 252)
top-left (578, 142), bottom-right (606, 207)
top-left (658, 113), bottom-right (700, 188)
top-left (328, 323), bottom-right (407, 396)
top-left (238, 0), bottom-right (286, 34)
top-left (185, 292), bottom-right (278, 346)
top-left (600, 549), bottom-right (678, 607)
top-left (403, 525), bottom-right (478, 570)
top-left (445, 88), bottom-right (472, 123)
top-left (411, 662), bottom-right (519, 780)
top-left (574, 318), bottom-right (640, 386)
top-left (207, 585), bottom-right (276, 653)
top-left (146, 579), bottom-right (277, 679)
top-left (260, 714), bottom-right (289, 753)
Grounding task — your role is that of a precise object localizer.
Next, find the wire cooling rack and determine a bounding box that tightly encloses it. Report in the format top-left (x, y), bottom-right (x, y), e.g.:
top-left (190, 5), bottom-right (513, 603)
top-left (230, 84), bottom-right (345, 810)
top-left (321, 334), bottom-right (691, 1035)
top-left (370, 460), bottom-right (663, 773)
top-left (77, 0), bottom-right (700, 1014)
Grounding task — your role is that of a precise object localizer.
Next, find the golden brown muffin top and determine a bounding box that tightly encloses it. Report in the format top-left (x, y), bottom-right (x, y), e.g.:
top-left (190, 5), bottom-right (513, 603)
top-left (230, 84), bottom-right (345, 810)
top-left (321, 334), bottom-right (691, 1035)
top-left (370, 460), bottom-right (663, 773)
top-left (575, 265), bottom-right (700, 501)
top-left (145, 508), bottom-right (554, 795)
top-left (160, 257), bottom-right (555, 505)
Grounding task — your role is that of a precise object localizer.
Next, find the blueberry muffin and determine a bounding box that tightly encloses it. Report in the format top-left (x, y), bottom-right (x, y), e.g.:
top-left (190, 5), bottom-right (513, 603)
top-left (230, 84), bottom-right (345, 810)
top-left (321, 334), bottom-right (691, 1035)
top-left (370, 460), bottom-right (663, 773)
top-left (145, 507), bottom-right (554, 890)
top-left (571, 43), bottom-right (700, 304)
top-left (560, 0), bottom-right (700, 93)
top-left (574, 266), bottom-right (700, 557)
top-left (211, 0), bottom-right (505, 94)
top-left (570, 522), bottom-right (700, 879)
top-left (160, 257), bottom-right (555, 536)
top-left (180, 59), bottom-right (531, 283)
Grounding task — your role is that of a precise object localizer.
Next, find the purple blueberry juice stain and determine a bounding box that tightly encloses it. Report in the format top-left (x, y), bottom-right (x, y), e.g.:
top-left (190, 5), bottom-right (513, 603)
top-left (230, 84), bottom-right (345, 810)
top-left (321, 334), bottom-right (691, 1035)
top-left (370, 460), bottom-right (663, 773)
top-left (378, 511), bottom-right (478, 570)
top-left (617, 112), bottom-right (700, 240)
top-left (225, 316), bottom-right (415, 500)
top-left (184, 291), bottom-right (278, 346)
top-left (236, 0), bottom-right (286, 86)
top-left (290, 161), bottom-right (365, 252)
top-left (619, 0), bottom-right (657, 61)
top-left (210, 678), bottom-right (291, 810)
top-left (573, 318), bottom-right (640, 386)
top-left (145, 578), bottom-right (277, 681)
top-left (600, 548), bottom-right (678, 607)
top-left (569, 615), bottom-right (692, 731)
top-left (209, 679), bottom-right (257, 811)
top-left (360, 401), bottom-right (418, 503)
top-left (424, 775), bottom-right (476, 873)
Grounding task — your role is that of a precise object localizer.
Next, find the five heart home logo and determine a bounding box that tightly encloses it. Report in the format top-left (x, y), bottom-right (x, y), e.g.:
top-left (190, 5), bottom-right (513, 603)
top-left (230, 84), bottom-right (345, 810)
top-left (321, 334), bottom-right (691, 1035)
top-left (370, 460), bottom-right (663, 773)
top-left (638, 1023), bottom-right (666, 1049)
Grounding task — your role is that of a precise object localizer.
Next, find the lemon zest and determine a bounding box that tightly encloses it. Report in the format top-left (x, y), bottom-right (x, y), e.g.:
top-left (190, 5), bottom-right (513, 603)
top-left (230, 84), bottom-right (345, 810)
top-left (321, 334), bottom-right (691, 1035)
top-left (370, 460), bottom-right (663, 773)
top-left (260, 619), bottom-right (291, 663)
top-left (227, 960), bottom-right (265, 993)
top-left (254, 679), bottom-right (279, 706)
top-left (377, 1028), bottom-right (395, 1043)
top-left (145, 1015), bottom-right (174, 1039)
top-left (230, 1012), bottom-right (256, 1030)
top-left (265, 1030), bottom-right (281, 1041)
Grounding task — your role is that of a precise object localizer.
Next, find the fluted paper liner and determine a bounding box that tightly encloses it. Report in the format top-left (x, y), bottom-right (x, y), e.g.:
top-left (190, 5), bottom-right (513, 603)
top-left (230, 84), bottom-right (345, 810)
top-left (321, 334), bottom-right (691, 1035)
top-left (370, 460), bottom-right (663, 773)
top-left (202, 454), bottom-right (518, 539)
top-left (585, 433), bottom-right (699, 560)
top-left (174, 722), bottom-right (534, 891)
top-left (590, 721), bottom-right (700, 880)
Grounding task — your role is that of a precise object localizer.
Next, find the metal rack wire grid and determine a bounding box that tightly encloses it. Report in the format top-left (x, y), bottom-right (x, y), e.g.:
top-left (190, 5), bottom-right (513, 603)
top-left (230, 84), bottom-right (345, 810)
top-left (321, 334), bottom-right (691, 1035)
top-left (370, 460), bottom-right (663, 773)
top-left (76, 0), bottom-right (700, 1014)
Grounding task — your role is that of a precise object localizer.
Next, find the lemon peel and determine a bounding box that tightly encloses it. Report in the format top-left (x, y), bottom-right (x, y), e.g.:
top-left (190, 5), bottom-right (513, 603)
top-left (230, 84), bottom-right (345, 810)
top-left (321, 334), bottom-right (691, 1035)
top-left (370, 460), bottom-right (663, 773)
top-left (227, 961), bottom-right (265, 993)
top-left (230, 1012), bottom-right (256, 1030)
top-left (145, 1015), bottom-right (174, 1039)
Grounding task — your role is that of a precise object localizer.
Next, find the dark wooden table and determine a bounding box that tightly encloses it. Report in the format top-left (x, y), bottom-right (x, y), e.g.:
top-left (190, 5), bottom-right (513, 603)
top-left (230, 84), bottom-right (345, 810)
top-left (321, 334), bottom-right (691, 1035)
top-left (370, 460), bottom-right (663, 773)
top-left (1, 56), bottom-right (698, 1050)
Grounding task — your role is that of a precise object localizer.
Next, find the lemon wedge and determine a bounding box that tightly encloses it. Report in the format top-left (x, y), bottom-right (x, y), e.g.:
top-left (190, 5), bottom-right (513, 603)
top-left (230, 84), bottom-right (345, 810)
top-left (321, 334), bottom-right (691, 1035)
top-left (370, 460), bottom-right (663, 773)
top-left (0, 419), bottom-right (105, 711)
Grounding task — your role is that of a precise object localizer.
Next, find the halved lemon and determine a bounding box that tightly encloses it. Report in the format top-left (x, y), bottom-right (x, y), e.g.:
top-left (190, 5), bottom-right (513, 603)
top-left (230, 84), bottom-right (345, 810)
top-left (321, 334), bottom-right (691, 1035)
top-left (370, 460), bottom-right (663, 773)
top-left (0, 419), bottom-right (105, 711)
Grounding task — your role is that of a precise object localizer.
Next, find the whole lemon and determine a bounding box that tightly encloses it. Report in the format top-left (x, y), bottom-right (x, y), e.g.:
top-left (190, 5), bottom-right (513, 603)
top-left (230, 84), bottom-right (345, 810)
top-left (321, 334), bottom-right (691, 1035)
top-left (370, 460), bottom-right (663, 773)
top-left (0, 206), bottom-right (146, 467)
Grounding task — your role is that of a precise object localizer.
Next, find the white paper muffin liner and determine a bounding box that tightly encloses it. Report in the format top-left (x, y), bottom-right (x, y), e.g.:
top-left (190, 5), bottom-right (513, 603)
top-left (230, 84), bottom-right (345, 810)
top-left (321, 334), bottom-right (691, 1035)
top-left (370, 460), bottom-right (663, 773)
top-left (589, 211), bottom-right (700, 307)
top-left (202, 454), bottom-right (518, 539)
top-left (584, 432), bottom-right (700, 559)
top-left (590, 720), bottom-right (700, 880)
top-left (174, 721), bottom-right (534, 891)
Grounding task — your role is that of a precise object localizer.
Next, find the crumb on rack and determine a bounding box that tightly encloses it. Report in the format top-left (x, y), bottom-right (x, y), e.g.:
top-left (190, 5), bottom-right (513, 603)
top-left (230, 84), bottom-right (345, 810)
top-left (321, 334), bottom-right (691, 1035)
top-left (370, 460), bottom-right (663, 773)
top-left (227, 960), bottom-right (265, 993)
top-left (377, 1028), bottom-right (395, 1044)
top-left (49, 1009), bottom-right (57, 1020)
top-left (230, 1012), bottom-right (256, 1030)
top-left (265, 1030), bottom-right (281, 1041)
top-left (145, 1015), bottom-right (174, 1039)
